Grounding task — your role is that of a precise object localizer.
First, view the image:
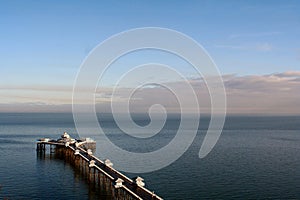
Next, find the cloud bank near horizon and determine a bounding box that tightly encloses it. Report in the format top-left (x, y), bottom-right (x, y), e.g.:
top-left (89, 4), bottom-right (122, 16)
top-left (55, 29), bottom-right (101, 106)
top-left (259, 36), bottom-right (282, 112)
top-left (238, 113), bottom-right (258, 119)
top-left (0, 71), bottom-right (299, 115)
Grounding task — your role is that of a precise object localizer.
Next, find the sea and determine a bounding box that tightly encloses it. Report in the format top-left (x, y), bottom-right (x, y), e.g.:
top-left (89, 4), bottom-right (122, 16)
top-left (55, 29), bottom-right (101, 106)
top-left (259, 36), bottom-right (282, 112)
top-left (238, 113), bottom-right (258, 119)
top-left (0, 113), bottom-right (299, 199)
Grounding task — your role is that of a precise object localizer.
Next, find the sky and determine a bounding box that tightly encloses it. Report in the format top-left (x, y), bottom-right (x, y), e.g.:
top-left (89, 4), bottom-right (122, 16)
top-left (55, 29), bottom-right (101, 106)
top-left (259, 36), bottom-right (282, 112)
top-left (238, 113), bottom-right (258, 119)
top-left (0, 0), bottom-right (299, 114)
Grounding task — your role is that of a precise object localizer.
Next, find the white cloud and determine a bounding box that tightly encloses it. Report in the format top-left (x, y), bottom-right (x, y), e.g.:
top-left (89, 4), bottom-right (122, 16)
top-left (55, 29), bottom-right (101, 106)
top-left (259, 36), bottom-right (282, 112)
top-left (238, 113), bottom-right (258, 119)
top-left (213, 44), bottom-right (247, 50)
top-left (214, 42), bottom-right (274, 52)
top-left (255, 43), bottom-right (273, 52)
top-left (229, 31), bottom-right (282, 39)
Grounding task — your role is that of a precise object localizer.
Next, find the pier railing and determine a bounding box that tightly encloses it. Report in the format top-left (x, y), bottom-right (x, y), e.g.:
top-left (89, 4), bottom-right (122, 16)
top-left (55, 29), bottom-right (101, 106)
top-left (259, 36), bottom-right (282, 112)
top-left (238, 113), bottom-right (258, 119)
top-left (36, 137), bottom-right (163, 200)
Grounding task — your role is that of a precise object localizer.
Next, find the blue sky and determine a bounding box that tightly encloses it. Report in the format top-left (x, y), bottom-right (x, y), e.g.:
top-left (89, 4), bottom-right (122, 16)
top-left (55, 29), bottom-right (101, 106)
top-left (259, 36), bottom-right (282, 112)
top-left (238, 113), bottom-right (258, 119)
top-left (0, 1), bottom-right (299, 113)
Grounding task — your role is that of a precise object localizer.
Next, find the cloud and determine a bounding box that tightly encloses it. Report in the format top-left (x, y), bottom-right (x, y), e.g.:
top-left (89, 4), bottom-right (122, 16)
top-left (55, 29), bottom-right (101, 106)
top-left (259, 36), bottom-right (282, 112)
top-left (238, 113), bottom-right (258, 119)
top-left (229, 31), bottom-right (282, 39)
top-left (224, 72), bottom-right (300, 92)
top-left (95, 71), bottom-right (300, 115)
top-left (215, 31), bottom-right (278, 52)
top-left (272, 71), bottom-right (300, 78)
top-left (223, 72), bottom-right (300, 114)
top-left (214, 44), bottom-right (247, 50)
top-left (0, 85), bottom-right (71, 92)
top-left (214, 42), bottom-right (273, 52)
top-left (1, 71), bottom-right (300, 115)
top-left (255, 43), bottom-right (273, 52)
top-left (0, 102), bottom-right (71, 113)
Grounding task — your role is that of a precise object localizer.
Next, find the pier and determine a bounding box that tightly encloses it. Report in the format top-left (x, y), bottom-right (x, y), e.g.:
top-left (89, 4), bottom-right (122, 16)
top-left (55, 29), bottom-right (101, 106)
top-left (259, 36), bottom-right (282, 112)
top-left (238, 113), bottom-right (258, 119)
top-left (36, 132), bottom-right (163, 200)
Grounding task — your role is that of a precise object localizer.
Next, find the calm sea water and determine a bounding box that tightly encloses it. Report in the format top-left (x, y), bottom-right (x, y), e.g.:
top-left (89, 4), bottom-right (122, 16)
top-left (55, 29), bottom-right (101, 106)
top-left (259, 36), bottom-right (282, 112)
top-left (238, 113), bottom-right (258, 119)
top-left (0, 113), bottom-right (300, 199)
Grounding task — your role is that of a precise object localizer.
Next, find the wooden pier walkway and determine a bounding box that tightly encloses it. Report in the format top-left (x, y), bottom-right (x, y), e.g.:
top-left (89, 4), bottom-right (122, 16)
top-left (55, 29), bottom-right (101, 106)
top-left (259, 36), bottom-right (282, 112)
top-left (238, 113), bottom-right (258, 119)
top-left (36, 133), bottom-right (163, 200)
